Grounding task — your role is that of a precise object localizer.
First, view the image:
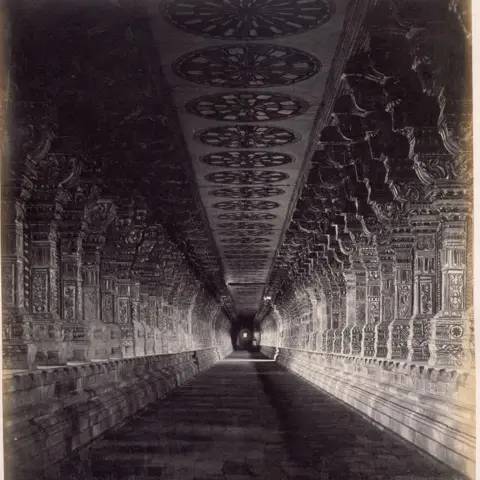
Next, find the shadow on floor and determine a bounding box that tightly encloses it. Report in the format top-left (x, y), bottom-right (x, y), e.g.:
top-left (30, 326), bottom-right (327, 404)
top-left (253, 361), bottom-right (467, 480)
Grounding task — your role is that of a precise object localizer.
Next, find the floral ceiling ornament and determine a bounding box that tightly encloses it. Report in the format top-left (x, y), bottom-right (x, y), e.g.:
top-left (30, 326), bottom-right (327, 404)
top-left (173, 44), bottom-right (320, 88)
top-left (202, 151), bottom-right (294, 169)
top-left (195, 125), bottom-right (300, 148)
top-left (186, 92), bottom-right (309, 122)
top-left (166, 0), bottom-right (335, 40)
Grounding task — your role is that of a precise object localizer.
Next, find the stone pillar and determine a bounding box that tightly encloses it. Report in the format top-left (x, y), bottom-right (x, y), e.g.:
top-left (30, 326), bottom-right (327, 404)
top-left (116, 279), bottom-right (134, 358)
top-left (341, 272), bottom-right (356, 354)
top-left (131, 281), bottom-right (145, 356)
top-left (83, 247), bottom-right (103, 360)
top-left (59, 233), bottom-right (87, 362)
top-left (307, 288), bottom-right (318, 351)
top-left (351, 268), bottom-right (366, 356)
top-left (100, 264), bottom-right (122, 359)
top-left (2, 194), bottom-right (37, 369)
top-left (332, 284), bottom-right (344, 354)
top-left (429, 215), bottom-right (470, 367)
top-left (186, 292), bottom-right (198, 351)
top-left (408, 215), bottom-right (439, 363)
top-left (82, 199), bottom-right (116, 361)
top-left (140, 290), bottom-right (154, 355)
top-left (322, 291), bottom-right (333, 352)
top-left (376, 242), bottom-right (394, 358)
top-left (361, 247), bottom-right (380, 357)
top-left (27, 189), bottom-right (69, 366)
top-left (388, 231), bottom-right (415, 360)
top-left (3, 102), bottom-right (55, 369)
top-left (149, 294), bottom-right (160, 354)
top-left (273, 304), bottom-right (283, 348)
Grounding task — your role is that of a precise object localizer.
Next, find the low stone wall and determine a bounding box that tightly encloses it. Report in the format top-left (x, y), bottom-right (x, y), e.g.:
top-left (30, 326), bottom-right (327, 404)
top-left (261, 346), bottom-right (476, 479)
top-left (3, 348), bottom-right (221, 480)
top-left (216, 343), bottom-right (234, 360)
top-left (259, 345), bottom-right (277, 359)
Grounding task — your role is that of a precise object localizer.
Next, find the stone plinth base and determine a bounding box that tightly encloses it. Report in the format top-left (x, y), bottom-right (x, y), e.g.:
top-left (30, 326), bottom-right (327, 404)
top-left (3, 343), bottom-right (37, 370)
top-left (3, 347), bottom-right (224, 480)
top-left (261, 345), bottom-right (476, 479)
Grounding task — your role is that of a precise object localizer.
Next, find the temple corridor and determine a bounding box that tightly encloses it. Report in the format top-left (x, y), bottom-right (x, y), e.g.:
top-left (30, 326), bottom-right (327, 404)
top-left (52, 352), bottom-right (465, 480)
top-left (1, 0), bottom-right (475, 478)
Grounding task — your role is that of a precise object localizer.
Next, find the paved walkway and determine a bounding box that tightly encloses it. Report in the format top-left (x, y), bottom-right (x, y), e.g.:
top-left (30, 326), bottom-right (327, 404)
top-left (63, 352), bottom-right (466, 480)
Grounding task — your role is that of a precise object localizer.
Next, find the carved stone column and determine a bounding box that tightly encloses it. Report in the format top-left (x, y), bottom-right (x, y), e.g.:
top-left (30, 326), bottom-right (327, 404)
top-left (332, 280), bottom-right (347, 354)
top-left (2, 103), bottom-right (55, 368)
top-left (388, 230), bottom-right (415, 360)
top-left (341, 272), bottom-right (357, 355)
top-left (430, 214), bottom-right (470, 367)
top-left (140, 288), bottom-right (153, 355)
top-left (100, 261), bottom-right (121, 359)
top-left (2, 192), bottom-right (35, 369)
top-left (59, 231), bottom-right (87, 361)
top-left (59, 185), bottom-right (99, 362)
top-left (350, 262), bottom-right (366, 356)
top-left (306, 288), bottom-right (319, 351)
top-left (83, 199), bottom-right (116, 361)
top-left (319, 291), bottom-right (331, 352)
top-left (186, 291), bottom-right (198, 351)
top-left (27, 185), bottom-right (70, 366)
top-left (149, 293), bottom-right (160, 354)
top-left (116, 279), bottom-right (134, 358)
top-left (131, 281), bottom-right (145, 356)
top-left (360, 246), bottom-right (380, 357)
top-left (376, 240), bottom-right (394, 358)
top-left (407, 214), bottom-right (439, 363)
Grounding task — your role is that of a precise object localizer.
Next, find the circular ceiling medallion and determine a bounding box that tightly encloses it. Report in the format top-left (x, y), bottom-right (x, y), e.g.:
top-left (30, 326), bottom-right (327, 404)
top-left (218, 212), bottom-right (277, 221)
top-left (195, 125), bottom-right (300, 148)
top-left (205, 170), bottom-right (289, 185)
top-left (225, 251), bottom-right (272, 257)
top-left (173, 45), bottom-right (320, 88)
top-left (218, 222), bottom-right (275, 230)
top-left (185, 92), bottom-right (308, 122)
top-left (218, 230), bottom-right (274, 236)
top-left (165, 0), bottom-right (335, 40)
top-left (202, 151), bottom-right (294, 169)
top-left (210, 186), bottom-right (284, 198)
top-left (221, 237), bottom-right (271, 244)
top-left (213, 200), bottom-right (280, 210)
top-left (223, 248), bottom-right (272, 254)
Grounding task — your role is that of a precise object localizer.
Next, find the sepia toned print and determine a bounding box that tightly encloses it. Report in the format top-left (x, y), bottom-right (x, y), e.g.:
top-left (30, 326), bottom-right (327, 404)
top-left (1, 0), bottom-right (474, 479)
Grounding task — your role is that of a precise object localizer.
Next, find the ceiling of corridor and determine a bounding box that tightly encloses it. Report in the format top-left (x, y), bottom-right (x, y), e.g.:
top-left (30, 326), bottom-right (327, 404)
top-left (146, 0), bottom-right (349, 317)
top-left (9, 0), bottom-right (359, 320)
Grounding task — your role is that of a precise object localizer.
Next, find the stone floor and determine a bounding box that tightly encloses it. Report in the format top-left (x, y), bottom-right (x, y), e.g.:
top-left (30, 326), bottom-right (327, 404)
top-left (61, 351), bottom-right (466, 480)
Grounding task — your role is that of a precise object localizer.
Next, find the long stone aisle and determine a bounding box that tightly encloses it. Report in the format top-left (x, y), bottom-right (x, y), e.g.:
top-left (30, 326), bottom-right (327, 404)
top-left (63, 352), bottom-right (466, 480)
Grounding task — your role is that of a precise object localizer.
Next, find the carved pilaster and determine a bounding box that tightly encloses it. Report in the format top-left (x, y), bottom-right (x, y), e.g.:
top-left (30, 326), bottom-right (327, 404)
top-left (140, 290), bottom-right (154, 355)
top-left (360, 247), bottom-right (380, 357)
top-left (375, 240), bottom-right (394, 358)
top-left (27, 193), bottom-right (68, 366)
top-left (2, 196), bottom-right (35, 369)
top-left (60, 234), bottom-right (88, 361)
top-left (331, 285), bottom-right (343, 354)
top-left (388, 231), bottom-right (415, 360)
top-left (408, 214), bottom-right (439, 363)
top-left (130, 281), bottom-right (144, 356)
top-left (149, 295), bottom-right (159, 354)
top-left (117, 279), bottom-right (134, 358)
top-left (100, 260), bottom-right (122, 359)
top-left (341, 272), bottom-right (356, 354)
top-left (429, 217), bottom-right (470, 367)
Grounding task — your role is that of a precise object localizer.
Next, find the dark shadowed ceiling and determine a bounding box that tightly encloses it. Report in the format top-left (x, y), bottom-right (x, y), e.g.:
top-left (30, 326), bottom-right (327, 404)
top-left (7, 0), bottom-right (367, 321)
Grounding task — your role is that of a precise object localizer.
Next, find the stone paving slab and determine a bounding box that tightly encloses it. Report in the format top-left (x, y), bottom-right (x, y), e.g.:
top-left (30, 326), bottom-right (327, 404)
top-left (59, 353), bottom-right (468, 480)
